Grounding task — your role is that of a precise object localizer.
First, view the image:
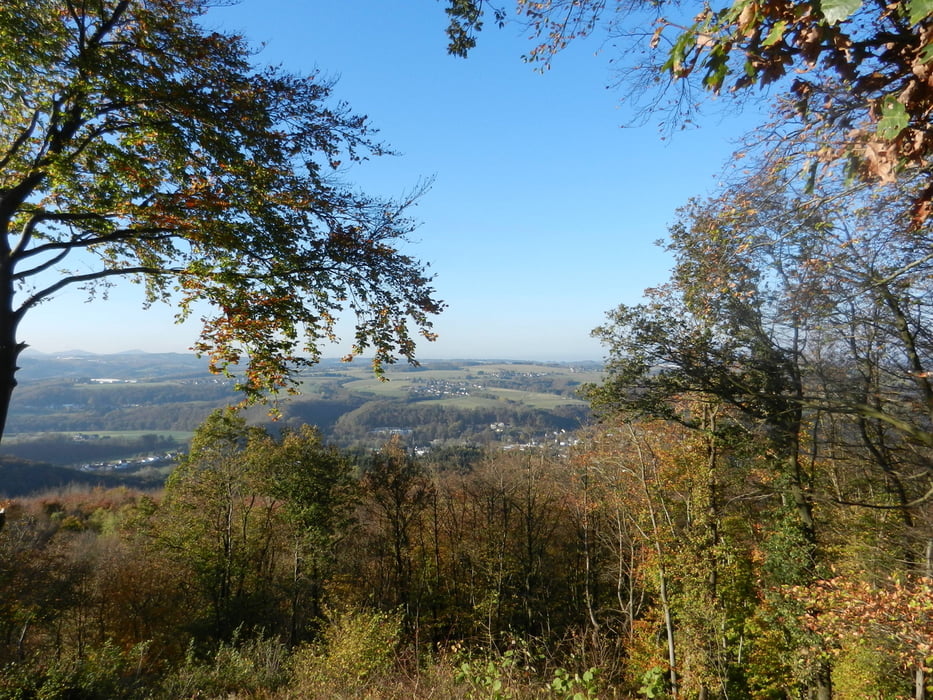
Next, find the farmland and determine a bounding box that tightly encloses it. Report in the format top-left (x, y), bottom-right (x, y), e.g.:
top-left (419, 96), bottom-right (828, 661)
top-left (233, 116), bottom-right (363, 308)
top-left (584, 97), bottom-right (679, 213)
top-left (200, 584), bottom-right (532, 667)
top-left (1, 352), bottom-right (601, 478)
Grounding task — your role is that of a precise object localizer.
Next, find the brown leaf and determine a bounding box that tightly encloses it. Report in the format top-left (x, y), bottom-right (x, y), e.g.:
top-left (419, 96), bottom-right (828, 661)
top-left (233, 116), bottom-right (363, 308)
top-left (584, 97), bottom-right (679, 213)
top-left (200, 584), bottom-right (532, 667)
top-left (863, 140), bottom-right (897, 182)
top-left (738, 2), bottom-right (759, 37)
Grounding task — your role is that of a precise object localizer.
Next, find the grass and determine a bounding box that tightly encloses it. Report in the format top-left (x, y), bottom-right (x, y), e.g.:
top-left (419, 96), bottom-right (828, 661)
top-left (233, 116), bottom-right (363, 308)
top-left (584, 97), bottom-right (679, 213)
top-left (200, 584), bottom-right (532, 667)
top-left (486, 388), bottom-right (587, 409)
top-left (340, 379), bottom-right (412, 398)
top-left (300, 362), bottom-right (596, 410)
top-left (431, 395), bottom-right (510, 409)
top-left (3, 430), bottom-right (193, 443)
top-left (430, 390), bottom-right (585, 410)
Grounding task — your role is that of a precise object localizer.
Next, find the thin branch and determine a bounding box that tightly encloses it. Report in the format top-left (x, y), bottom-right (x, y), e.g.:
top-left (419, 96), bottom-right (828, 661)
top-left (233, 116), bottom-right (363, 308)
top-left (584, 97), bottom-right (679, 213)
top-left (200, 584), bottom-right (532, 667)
top-left (12, 209), bottom-right (111, 260)
top-left (0, 103), bottom-right (42, 172)
top-left (16, 264), bottom-right (182, 317)
top-left (802, 398), bottom-right (933, 453)
top-left (819, 481), bottom-right (933, 509)
top-left (13, 248), bottom-right (70, 280)
top-left (15, 226), bottom-right (179, 264)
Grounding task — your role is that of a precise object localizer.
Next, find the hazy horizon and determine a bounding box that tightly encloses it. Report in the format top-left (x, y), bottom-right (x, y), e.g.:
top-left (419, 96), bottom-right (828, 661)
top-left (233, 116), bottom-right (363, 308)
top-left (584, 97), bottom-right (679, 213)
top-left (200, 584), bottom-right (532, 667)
top-left (20, 345), bottom-right (604, 364)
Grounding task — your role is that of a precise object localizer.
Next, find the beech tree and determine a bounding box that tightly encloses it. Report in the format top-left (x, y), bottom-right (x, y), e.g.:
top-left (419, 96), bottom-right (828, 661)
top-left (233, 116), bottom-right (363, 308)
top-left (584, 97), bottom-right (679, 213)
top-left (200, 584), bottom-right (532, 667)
top-left (0, 0), bottom-right (442, 440)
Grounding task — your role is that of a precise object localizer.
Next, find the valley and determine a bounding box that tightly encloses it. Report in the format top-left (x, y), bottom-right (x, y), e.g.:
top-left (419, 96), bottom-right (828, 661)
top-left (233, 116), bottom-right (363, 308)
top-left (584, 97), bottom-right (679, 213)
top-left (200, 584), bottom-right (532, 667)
top-left (0, 351), bottom-right (601, 494)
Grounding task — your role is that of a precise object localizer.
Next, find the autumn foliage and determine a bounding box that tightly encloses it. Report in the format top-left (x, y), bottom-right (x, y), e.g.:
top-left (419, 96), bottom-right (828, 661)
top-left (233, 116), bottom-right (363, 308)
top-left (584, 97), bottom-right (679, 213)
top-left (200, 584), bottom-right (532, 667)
top-left (0, 0), bottom-right (442, 441)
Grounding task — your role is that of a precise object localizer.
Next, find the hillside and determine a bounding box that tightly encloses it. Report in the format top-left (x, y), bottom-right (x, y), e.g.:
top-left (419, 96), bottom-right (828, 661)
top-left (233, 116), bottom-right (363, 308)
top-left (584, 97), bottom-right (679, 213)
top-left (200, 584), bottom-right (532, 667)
top-left (0, 352), bottom-right (601, 493)
top-left (0, 455), bottom-right (165, 497)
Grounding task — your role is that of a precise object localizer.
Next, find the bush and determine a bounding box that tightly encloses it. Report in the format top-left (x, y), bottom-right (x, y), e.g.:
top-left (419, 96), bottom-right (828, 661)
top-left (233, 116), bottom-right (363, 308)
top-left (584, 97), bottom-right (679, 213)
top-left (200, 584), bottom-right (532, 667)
top-left (832, 643), bottom-right (913, 700)
top-left (0, 641), bottom-right (149, 700)
top-left (288, 608), bottom-right (402, 698)
top-left (155, 632), bottom-right (290, 699)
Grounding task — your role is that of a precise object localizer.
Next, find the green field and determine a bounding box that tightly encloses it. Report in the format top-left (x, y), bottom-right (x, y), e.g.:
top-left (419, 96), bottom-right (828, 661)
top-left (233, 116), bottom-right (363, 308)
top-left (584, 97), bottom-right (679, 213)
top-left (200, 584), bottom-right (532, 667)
top-left (3, 430), bottom-right (193, 444)
top-left (294, 361), bottom-right (601, 414)
top-left (431, 395), bottom-right (512, 409)
top-left (7, 356), bottom-right (602, 465)
top-left (483, 388), bottom-right (587, 409)
top-left (339, 377), bottom-right (413, 397)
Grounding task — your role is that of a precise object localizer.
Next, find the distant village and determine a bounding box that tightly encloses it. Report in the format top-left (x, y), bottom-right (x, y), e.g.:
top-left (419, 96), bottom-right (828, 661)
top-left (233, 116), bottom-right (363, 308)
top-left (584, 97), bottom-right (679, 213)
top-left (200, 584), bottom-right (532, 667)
top-left (77, 449), bottom-right (179, 474)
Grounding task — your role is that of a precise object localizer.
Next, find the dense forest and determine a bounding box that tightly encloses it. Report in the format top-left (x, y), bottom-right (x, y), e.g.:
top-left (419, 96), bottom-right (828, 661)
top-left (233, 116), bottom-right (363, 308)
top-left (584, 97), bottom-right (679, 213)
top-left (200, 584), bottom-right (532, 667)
top-left (2, 156), bottom-right (930, 700)
top-left (0, 0), bottom-right (932, 696)
top-left (0, 362), bottom-right (929, 699)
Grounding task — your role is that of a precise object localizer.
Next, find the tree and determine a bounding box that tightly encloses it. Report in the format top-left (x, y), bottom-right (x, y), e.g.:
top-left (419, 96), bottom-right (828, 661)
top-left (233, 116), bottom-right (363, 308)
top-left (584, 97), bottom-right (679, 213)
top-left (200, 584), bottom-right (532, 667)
top-left (158, 410), bottom-right (356, 642)
top-left (0, 0), bottom-right (443, 441)
top-left (794, 576), bottom-right (933, 699)
top-left (586, 148), bottom-right (933, 695)
top-left (590, 159), bottom-right (933, 508)
top-left (442, 0), bottom-right (933, 219)
top-left (158, 410), bottom-right (270, 638)
top-left (259, 424), bottom-right (355, 644)
top-left (358, 436), bottom-right (435, 616)
top-left (573, 416), bottom-right (762, 698)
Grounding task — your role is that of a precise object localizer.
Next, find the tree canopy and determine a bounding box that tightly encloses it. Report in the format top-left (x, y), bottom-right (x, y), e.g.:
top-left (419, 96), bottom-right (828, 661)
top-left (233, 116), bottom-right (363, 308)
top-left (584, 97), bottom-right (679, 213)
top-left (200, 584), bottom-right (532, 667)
top-left (444, 0), bottom-right (933, 218)
top-left (0, 0), bottom-right (442, 438)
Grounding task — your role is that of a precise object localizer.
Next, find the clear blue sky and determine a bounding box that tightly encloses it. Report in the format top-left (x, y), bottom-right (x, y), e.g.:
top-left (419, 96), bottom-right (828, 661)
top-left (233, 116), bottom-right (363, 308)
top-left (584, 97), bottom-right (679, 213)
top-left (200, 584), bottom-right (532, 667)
top-left (22, 0), bottom-right (763, 362)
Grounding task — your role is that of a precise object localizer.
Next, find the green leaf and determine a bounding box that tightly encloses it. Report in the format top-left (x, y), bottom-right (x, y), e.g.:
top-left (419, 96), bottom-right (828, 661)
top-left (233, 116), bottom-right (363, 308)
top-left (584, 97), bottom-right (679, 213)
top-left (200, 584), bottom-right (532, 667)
top-left (662, 31), bottom-right (696, 75)
top-left (909, 0), bottom-right (933, 24)
top-left (820, 0), bottom-right (862, 23)
top-left (877, 96), bottom-right (909, 140)
top-left (762, 21), bottom-right (787, 47)
top-left (919, 40), bottom-right (933, 63)
top-left (703, 47), bottom-right (730, 91)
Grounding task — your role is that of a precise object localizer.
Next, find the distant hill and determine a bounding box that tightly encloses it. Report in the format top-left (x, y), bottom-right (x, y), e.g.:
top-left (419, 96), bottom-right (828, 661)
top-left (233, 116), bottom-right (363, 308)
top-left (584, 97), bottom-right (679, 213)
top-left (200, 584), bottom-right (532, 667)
top-left (17, 349), bottom-right (215, 381)
top-left (2, 353), bottom-right (602, 492)
top-left (0, 456), bottom-right (158, 498)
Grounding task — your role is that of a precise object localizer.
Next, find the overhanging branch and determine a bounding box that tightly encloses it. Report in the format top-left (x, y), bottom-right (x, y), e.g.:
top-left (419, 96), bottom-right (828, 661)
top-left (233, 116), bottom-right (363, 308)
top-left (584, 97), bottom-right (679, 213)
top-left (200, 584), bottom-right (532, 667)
top-left (14, 248), bottom-right (70, 279)
top-left (14, 223), bottom-right (179, 267)
top-left (17, 264), bottom-right (183, 318)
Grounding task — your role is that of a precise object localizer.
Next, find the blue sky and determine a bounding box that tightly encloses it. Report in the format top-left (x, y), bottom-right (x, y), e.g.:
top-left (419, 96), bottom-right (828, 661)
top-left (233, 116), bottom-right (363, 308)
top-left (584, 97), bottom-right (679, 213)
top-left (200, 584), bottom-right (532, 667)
top-left (22, 0), bottom-right (764, 362)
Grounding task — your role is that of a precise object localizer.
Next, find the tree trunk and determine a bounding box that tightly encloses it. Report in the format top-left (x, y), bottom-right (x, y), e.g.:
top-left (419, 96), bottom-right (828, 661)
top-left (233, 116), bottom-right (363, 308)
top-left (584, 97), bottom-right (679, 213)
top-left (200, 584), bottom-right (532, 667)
top-left (0, 186), bottom-right (31, 446)
top-left (814, 665), bottom-right (832, 700)
top-left (0, 226), bottom-right (23, 444)
top-left (631, 424), bottom-right (679, 698)
top-left (0, 329), bottom-right (24, 445)
top-left (658, 564), bottom-right (678, 698)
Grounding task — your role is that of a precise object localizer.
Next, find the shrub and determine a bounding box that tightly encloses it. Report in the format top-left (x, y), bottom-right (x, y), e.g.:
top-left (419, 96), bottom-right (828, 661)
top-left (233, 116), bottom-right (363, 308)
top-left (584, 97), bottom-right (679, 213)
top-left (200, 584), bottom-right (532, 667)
top-left (0, 641), bottom-right (149, 700)
top-left (155, 632), bottom-right (290, 699)
top-left (288, 607), bottom-right (402, 698)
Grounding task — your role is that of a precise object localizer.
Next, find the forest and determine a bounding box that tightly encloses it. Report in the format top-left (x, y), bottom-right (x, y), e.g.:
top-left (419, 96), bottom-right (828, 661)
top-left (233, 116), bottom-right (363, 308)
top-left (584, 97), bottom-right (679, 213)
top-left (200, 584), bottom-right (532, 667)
top-left (3, 151), bottom-right (931, 700)
top-left (0, 291), bottom-right (930, 699)
top-left (0, 0), bottom-right (932, 697)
